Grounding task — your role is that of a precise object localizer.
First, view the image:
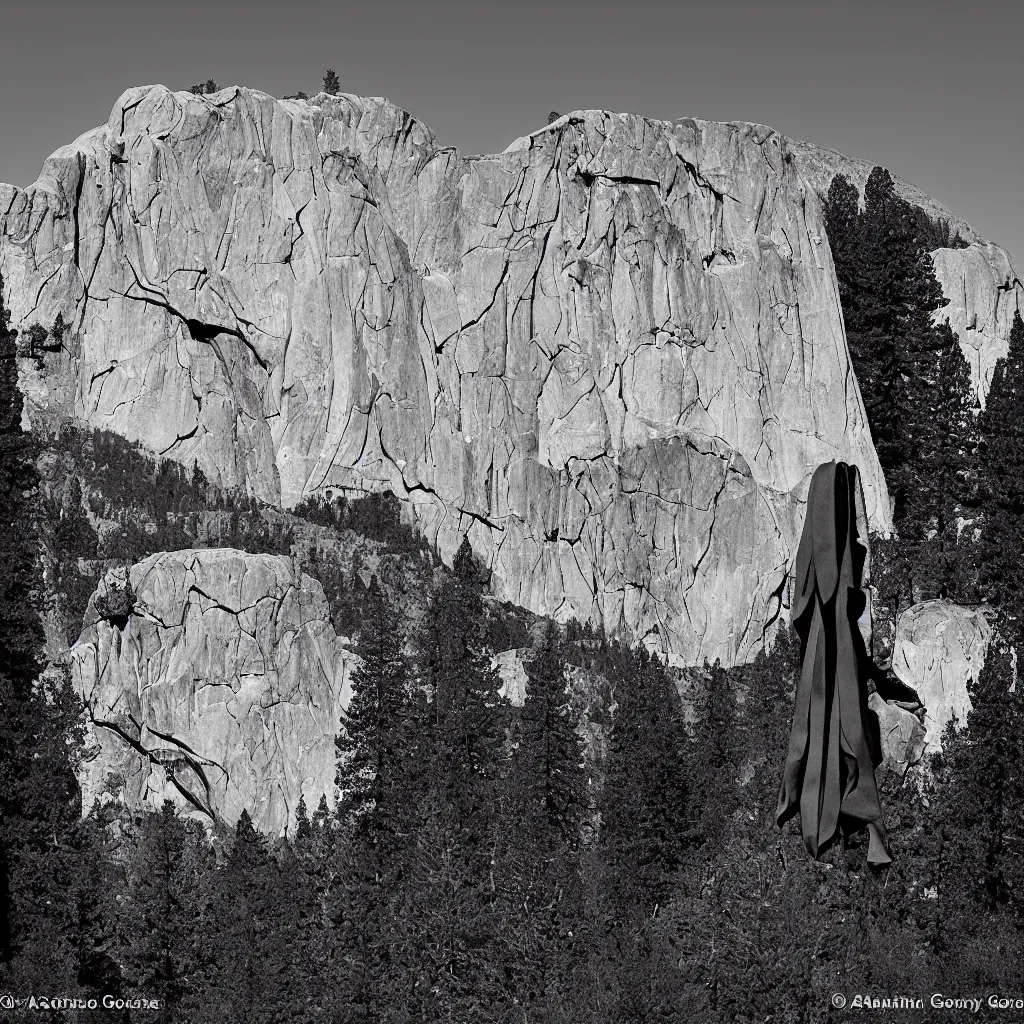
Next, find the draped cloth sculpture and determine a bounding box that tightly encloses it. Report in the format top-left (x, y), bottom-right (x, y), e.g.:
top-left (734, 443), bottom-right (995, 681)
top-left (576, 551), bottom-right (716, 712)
top-left (776, 461), bottom-right (892, 866)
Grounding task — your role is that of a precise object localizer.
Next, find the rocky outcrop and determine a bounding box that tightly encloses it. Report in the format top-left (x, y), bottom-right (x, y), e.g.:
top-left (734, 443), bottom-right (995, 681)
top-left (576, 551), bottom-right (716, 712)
top-left (931, 242), bottom-right (1022, 403)
top-left (869, 692), bottom-right (926, 778)
top-left (492, 647), bottom-right (528, 706)
top-left (890, 600), bottom-right (991, 755)
top-left (2, 86), bottom-right (893, 667)
top-left (787, 138), bottom-right (1023, 405)
top-left (69, 549), bottom-right (353, 835)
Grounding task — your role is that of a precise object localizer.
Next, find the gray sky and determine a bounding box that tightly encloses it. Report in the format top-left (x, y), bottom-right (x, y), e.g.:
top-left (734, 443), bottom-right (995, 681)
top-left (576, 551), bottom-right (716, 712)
top-left (1, 0), bottom-right (1021, 265)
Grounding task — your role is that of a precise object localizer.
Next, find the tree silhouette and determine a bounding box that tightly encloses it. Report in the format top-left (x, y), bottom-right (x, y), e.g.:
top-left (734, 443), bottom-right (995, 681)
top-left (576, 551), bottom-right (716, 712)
top-left (322, 69), bottom-right (341, 96)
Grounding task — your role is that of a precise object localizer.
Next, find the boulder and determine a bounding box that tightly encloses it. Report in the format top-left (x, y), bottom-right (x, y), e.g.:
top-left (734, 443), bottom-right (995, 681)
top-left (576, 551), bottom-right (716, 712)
top-left (869, 691), bottom-right (927, 777)
top-left (1, 86), bottom-right (891, 667)
top-left (890, 600), bottom-right (992, 754)
top-left (69, 548), bottom-right (353, 835)
top-left (931, 242), bottom-right (1023, 404)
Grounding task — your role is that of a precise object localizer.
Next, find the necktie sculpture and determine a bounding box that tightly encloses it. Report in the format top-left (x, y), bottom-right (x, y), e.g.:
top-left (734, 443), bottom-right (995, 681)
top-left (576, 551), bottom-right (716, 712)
top-left (776, 461), bottom-right (891, 866)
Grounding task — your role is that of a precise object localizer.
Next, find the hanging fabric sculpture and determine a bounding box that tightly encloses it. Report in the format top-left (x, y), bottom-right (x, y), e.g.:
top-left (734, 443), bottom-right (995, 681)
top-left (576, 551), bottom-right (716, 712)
top-left (776, 460), bottom-right (891, 866)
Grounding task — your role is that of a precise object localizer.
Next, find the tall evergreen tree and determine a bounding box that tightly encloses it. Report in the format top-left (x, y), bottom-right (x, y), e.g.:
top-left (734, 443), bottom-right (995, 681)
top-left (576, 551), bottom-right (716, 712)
top-left (0, 274), bottom-right (98, 994)
top-left (926, 641), bottom-right (1024, 922)
top-left (329, 578), bottom-right (419, 1022)
top-left (420, 537), bottom-right (509, 833)
top-left (334, 539), bottom-right (515, 1021)
top-left (492, 623), bottom-right (589, 1012)
top-left (335, 578), bottom-right (414, 836)
top-left (118, 802), bottom-right (214, 1021)
top-left (288, 796), bottom-right (338, 1019)
top-left (322, 69), bottom-right (341, 96)
top-left (0, 272), bottom-right (45, 690)
top-left (600, 646), bottom-right (690, 909)
top-left (736, 626), bottom-right (801, 836)
top-left (684, 659), bottom-right (742, 855)
top-left (823, 173), bottom-right (865, 351)
top-left (903, 325), bottom-right (980, 599)
top-left (976, 311), bottom-right (1024, 634)
top-left (824, 169), bottom-right (961, 531)
top-left (516, 622), bottom-right (588, 852)
top-left (185, 810), bottom-right (311, 1024)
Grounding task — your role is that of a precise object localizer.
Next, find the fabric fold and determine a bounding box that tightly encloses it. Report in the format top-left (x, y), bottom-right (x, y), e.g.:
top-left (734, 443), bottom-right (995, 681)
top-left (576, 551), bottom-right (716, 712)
top-left (776, 461), bottom-right (891, 866)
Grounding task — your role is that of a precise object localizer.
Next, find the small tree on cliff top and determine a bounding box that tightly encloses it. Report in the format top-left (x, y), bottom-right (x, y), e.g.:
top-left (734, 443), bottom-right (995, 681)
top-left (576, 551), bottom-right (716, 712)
top-left (322, 69), bottom-right (341, 96)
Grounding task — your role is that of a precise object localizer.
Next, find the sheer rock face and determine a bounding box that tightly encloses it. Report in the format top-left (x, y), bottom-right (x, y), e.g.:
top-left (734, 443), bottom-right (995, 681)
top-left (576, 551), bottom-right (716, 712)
top-left (2, 85), bottom-right (893, 666)
top-left (890, 600), bottom-right (992, 755)
top-left (931, 243), bottom-right (1023, 404)
top-left (787, 138), bottom-right (1023, 405)
top-left (68, 549), bottom-right (353, 835)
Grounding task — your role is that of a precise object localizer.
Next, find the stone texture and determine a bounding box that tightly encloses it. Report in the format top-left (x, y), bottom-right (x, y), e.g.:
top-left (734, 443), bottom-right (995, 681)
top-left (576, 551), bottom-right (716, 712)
top-left (890, 600), bottom-right (992, 755)
top-left (68, 549), bottom-right (353, 835)
top-left (931, 242), bottom-right (1023, 404)
top-left (869, 691), bottom-right (926, 778)
top-left (493, 647), bottom-right (528, 706)
top-left (2, 86), bottom-right (894, 666)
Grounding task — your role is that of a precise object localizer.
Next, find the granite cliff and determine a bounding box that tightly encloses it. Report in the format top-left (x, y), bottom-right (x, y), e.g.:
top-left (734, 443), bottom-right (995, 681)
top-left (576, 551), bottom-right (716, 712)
top-left (2, 85), bottom-right (893, 668)
top-left (3, 86), bottom-right (1018, 669)
top-left (69, 549), bottom-right (353, 834)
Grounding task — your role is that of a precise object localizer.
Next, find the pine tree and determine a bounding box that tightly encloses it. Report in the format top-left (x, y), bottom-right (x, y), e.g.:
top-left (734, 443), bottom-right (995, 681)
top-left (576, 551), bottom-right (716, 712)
top-left (675, 628), bottom-right (813, 1022)
top-left (335, 578), bottom-right (413, 838)
top-left (0, 668), bottom-right (90, 991)
top-left (185, 811), bottom-right (311, 1023)
top-left (976, 311), bottom-right (1024, 633)
top-left (903, 324), bottom-right (980, 599)
top-left (824, 173), bottom-right (865, 347)
top-left (516, 622), bottom-right (587, 852)
top-left (927, 641), bottom-right (1024, 922)
top-left (495, 623), bottom-right (588, 1010)
top-left (362, 538), bottom-right (514, 1020)
top-left (288, 796), bottom-right (338, 1019)
top-left (0, 273), bottom-right (91, 984)
top-left (685, 659), bottom-right (742, 854)
top-left (118, 802), bottom-right (214, 1020)
top-left (329, 579), bottom-right (419, 1020)
top-left (600, 646), bottom-right (690, 909)
top-left (421, 537), bottom-right (509, 832)
top-left (322, 69), bottom-right (341, 96)
top-left (736, 626), bottom-right (801, 836)
top-left (823, 169), bottom-right (962, 533)
top-left (70, 815), bottom-right (125, 1006)
top-left (0, 272), bottom-right (45, 690)
top-left (863, 168), bottom-right (953, 523)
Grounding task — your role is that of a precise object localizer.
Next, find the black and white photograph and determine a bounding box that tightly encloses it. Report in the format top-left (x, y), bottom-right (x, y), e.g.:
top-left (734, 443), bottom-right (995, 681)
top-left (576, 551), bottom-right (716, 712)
top-left (0, 1), bottom-right (1021, 1020)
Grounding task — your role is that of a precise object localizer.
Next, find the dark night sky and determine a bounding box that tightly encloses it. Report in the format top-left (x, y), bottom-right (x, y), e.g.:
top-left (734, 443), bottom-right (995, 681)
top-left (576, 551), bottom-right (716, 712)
top-left (1, 0), bottom-right (1021, 265)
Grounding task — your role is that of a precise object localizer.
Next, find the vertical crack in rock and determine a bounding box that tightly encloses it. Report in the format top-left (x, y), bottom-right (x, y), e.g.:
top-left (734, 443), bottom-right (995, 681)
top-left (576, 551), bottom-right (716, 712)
top-left (72, 152), bottom-right (85, 269)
